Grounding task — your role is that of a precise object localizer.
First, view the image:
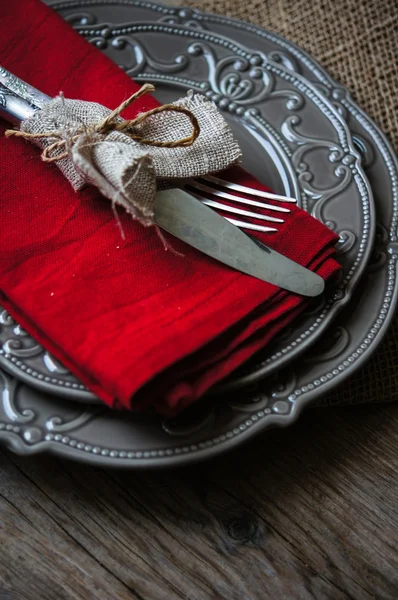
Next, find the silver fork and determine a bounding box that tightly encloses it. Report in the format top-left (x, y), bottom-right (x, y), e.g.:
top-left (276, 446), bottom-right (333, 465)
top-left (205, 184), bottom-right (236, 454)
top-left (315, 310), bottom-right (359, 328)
top-left (182, 174), bottom-right (297, 233)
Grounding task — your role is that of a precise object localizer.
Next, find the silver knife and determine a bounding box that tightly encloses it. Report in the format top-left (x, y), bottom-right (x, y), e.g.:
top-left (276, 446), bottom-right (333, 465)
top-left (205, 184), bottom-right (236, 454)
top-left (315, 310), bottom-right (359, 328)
top-left (0, 67), bottom-right (325, 296)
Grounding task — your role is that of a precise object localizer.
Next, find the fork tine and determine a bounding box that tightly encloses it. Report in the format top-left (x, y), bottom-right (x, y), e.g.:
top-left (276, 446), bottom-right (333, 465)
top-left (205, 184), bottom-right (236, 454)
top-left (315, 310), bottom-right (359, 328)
top-left (225, 217), bottom-right (278, 233)
top-left (201, 175), bottom-right (298, 203)
top-left (198, 198), bottom-right (284, 223)
top-left (186, 180), bottom-right (290, 213)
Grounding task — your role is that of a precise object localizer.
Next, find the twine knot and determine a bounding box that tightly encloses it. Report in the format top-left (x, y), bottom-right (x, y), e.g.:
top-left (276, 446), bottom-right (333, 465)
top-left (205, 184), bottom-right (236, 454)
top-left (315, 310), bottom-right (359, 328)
top-left (4, 84), bottom-right (241, 230)
top-left (5, 83), bottom-right (200, 162)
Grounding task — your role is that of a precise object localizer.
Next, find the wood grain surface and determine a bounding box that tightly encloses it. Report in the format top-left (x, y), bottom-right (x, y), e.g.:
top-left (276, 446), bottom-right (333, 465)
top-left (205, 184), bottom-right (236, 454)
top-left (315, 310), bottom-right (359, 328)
top-left (1, 403), bottom-right (398, 600)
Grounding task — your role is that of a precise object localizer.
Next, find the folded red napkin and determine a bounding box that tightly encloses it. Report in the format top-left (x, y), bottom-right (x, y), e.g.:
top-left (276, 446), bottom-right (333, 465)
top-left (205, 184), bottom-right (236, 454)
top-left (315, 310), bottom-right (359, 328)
top-left (0, 0), bottom-right (341, 415)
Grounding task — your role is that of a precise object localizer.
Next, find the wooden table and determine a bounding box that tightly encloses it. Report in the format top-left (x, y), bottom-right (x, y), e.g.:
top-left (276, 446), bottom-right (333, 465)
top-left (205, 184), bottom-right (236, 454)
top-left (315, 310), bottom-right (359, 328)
top-left (1, 402), bottom-right (398, 600)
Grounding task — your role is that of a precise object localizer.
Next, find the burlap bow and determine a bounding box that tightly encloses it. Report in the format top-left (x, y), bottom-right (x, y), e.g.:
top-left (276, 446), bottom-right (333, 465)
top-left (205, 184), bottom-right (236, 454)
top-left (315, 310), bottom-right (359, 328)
top-left (6, 84), bottom-right (242, 227)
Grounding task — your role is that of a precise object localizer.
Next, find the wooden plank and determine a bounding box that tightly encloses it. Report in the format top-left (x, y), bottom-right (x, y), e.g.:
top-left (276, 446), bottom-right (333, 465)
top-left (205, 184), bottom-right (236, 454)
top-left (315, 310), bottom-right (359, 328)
top-left (1, 404), bottom-right (398, 600)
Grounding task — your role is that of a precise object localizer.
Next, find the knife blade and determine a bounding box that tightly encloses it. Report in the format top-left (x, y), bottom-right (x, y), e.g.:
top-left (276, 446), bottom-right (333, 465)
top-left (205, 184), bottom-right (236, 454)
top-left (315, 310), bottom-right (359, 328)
top-left (155, 188), bottom-right (324, 296)
top-left (0, 66), bottom-right (325, 296)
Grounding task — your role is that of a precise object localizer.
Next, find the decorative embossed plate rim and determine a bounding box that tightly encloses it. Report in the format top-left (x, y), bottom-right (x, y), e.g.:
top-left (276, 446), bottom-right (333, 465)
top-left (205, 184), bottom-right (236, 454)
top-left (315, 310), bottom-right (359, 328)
top-left (0, 8), bottom-right (374, 401)
top-left (0, 1), bottom-right (396, 467)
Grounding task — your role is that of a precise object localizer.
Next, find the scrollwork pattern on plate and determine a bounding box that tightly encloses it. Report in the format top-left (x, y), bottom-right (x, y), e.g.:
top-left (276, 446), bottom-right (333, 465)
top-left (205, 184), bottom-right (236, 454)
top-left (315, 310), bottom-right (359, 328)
top-left (0, 369), bottom-right (103, 446)
top-left (65, 17), bottom-right (308, 111)
top-left (78, 29), bottom-right (304, 110)
top-left (0, 308), bottom-right (76, 379)
top-left (117, 35), bottom-right (189, 74)
top-left (324, 221), bottom-right (357, 255)
top-left (368, 223), bottom-right (389, 272)
top-left (186, 42), bottom-right (304, 109)
top-left (266, 50), bottom-right (301, 75)
top-left (2, 319), bottom-right (42, 358)
top-left (45, 409), bottom-right (102, 433)
top-left (42, 353), bottom-right (70, 374)
top-left (0, 309), bottom-right (14, 327)
top-left (162, 373), bottom-right (299, 437)
top-left (335, 230), bottom-right (357, 255)
top-left (228, 371), bottom-right (297, 414)
top-left (351, 134), bottom-right (375, 169)
top-left (312, 82), bottom-right (349, 121)
top-left (281, 115), bottom-right (355, 219)
top-left (87, 29), bottom-right (191, 75)
top-left (0, 371), bottom-right (35, 423)
top-left (157, 9), bottom-right (206, 30)
top-left (64, 11), bottom-right (98, 26)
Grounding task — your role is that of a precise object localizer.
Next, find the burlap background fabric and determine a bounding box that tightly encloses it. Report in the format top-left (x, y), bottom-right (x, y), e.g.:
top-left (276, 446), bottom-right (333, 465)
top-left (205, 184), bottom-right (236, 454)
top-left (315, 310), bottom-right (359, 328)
top-left (161, 0), bottom-right (398, 406)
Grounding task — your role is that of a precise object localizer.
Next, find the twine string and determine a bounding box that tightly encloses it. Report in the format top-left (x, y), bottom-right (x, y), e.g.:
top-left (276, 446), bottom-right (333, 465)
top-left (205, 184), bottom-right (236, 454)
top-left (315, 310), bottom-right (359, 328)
top-left (4, 83), bottom-right (200, 162)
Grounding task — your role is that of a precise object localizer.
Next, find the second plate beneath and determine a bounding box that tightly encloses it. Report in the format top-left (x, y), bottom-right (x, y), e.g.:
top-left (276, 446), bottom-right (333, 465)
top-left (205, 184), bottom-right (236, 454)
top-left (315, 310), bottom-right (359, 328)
top-left (0, 19), bottom-right (374, 401)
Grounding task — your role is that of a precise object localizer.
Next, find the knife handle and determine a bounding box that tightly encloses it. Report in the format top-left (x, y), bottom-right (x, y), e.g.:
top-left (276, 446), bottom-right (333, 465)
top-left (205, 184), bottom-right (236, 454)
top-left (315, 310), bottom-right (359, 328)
top-left (0, 66), bottom-right (50, 124)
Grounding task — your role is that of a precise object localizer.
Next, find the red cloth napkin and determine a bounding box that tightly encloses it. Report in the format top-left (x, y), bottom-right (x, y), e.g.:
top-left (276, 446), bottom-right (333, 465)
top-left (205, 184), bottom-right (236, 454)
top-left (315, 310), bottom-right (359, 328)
top-left (0, 0), bottom-right (340, 415)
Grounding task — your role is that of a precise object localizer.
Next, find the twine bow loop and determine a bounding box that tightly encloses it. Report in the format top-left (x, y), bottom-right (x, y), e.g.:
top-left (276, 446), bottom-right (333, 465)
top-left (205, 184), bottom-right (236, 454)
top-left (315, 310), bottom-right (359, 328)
top-left (4, 83), bottom-right (242, 229)
top-left (5, 83), bottom-right (201, 162)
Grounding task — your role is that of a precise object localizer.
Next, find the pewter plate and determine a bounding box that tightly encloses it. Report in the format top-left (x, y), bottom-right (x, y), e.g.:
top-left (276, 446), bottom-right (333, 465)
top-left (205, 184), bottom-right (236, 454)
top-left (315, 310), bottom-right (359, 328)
top-left (0, 13), bottom-right (373, 402)
top-left (1, 4), bottom-right (396, 468)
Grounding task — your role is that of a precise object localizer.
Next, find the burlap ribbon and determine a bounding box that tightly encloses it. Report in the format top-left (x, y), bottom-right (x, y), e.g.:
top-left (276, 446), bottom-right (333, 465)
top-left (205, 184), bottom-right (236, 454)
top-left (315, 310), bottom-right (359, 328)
top-left (7, 85), bottom-right (241, 226)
